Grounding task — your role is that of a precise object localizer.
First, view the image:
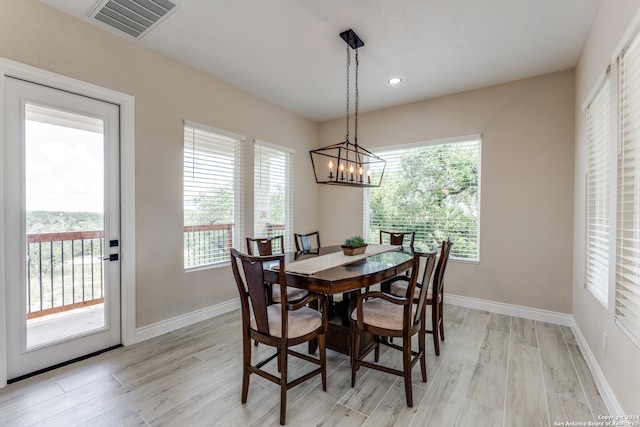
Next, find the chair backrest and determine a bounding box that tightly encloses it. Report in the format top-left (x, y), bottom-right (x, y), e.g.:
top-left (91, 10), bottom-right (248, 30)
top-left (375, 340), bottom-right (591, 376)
top-left (294, 231), bottom-right (321, 252)
top-left (412, 251), bottom-right (437, 324)
top-left (431, 240), bottom-right (453, 304)
top-left (246, 235), bottom-right (284, 256)
top-left (380, 230), bottom-right (415, 250)
top-left (230, 248), bottom-right (287, 337)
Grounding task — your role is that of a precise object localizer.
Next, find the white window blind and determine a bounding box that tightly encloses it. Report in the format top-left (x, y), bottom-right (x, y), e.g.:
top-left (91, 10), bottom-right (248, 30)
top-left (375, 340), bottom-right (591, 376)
top-left (617, 32), bottom-right (640, 348)
top-left (254, 140), bottom-right (293, 252)
top-left (183, 122), bottom-right (244, 268)
top-left (365, 137), bottom-right (481, 261)
top-left (585, 74), bottom-right (611, 308)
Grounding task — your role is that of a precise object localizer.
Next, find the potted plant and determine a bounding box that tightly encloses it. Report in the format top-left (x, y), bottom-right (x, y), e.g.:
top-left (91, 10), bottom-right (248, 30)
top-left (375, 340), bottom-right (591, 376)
top-left (342, 235), bottom-right (368, 256)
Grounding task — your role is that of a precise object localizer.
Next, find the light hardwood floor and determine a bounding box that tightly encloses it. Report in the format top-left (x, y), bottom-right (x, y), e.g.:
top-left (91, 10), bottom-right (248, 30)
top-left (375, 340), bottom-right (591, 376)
top-left (0, 305), bottom-right (608, 426)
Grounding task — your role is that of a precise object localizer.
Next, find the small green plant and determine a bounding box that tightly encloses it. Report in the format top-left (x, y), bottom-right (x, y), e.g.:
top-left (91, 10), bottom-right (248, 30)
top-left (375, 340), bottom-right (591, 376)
top-left (343, 235), bottom-right (366, 248)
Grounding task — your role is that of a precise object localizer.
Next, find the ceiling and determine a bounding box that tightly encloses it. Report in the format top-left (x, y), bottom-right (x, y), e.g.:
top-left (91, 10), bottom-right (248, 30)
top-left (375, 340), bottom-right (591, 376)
top-left (40, 0), bottom-right (599, 122)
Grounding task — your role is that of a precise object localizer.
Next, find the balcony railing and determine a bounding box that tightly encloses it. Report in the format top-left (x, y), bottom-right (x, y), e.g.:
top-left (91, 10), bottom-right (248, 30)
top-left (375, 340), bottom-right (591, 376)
top-left (184, 223), bottom-right (233, 268)
top-left (27, 230), bottom-right (105, 319)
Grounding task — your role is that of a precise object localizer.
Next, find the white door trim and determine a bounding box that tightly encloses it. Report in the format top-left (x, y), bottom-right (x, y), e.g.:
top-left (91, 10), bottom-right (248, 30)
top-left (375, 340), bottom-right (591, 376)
top-left (0, 57), bottom-right (136, 387)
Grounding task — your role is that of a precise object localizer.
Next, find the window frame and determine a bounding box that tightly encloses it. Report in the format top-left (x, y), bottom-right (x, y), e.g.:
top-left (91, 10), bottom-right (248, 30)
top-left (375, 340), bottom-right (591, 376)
top-left (183, 120), bottom-right (245, 270)
top-left (253, 139), bottom-right (294, 252)
top-left (363, 134), bottom-right (482, 262)
top-left (584, 70), bottom-right (612, 309)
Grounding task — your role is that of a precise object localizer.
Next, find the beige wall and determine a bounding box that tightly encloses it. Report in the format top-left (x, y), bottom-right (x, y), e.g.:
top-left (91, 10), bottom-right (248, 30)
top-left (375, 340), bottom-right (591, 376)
top-left (0, 0), bottom-right (320, 327)
top-left (574, 0), bottom-right (640, 414)
top-left (319, 71), bottom-right (576, 314)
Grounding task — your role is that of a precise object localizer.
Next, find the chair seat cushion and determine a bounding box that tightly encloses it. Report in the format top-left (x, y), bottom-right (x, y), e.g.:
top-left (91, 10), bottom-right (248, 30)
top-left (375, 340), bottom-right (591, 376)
top-left (350, 298), bottom-right (416, 331)
top-left (251, 305), bottom-right (322, 338)
top-left (389, 280), bottom-right (432, 301)
top-left (271, 285), bottom-right (309, 303)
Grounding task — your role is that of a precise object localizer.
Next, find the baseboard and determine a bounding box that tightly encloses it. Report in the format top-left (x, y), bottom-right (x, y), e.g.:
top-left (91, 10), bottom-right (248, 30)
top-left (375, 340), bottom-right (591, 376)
top-left (445, 293), bottom-right (573, 326)
top-left (570, 319), bottom-right (625, 415)
top-left (134, 298), bottom-right (240, 343)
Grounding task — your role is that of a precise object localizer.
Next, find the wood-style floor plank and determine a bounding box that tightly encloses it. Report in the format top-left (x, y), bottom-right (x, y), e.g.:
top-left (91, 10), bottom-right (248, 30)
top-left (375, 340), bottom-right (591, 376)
top-left (0, 306), bottom-right (608, 427)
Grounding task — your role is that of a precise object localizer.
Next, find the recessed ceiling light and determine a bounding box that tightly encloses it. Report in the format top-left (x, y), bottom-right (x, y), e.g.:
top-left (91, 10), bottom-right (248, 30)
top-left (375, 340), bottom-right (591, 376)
top-left (388, 77), bottom-right (402, 85)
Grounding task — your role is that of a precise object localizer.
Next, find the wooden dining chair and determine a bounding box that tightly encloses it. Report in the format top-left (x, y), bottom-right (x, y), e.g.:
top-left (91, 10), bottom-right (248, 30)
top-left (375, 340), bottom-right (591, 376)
top-left (246, 235), bottom-right (284, 256)
top-left (379, 230), bottom-right (415, 250)
top-left (350, 251), bottom-right (434, 407)
top-left (246, 235), bottom-right (308, 304)
top-left (294, 231), bottom-right (321, 252)
top-left (230, 248), bottom-right (328, 425)
top-left (384, 240), bottom-right (453, 355)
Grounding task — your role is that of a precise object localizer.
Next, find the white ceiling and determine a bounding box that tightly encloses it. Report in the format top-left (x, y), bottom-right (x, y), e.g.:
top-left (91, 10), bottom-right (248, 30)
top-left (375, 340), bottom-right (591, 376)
top-left (40, 0), bottom-right (599, 122)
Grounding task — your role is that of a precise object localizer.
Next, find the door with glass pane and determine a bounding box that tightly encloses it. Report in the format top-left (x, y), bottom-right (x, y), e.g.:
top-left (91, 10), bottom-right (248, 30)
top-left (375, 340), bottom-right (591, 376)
top-left (3, 77), bottom-right (121, 379)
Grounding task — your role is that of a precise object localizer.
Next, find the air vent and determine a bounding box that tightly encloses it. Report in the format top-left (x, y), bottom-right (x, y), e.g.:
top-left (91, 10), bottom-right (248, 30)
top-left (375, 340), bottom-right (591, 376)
top-left (90, 0), bottom-right (178, 39)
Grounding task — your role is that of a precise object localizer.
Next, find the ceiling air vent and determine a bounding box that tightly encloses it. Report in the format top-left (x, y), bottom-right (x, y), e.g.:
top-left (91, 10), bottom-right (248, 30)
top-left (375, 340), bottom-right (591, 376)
top-left (90, 0), bottom-right (178, 39)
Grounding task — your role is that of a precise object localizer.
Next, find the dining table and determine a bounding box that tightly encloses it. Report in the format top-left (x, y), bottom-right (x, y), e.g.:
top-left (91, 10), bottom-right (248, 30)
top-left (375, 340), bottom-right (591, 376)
top-left (263, 244), bottom-right (415, 355)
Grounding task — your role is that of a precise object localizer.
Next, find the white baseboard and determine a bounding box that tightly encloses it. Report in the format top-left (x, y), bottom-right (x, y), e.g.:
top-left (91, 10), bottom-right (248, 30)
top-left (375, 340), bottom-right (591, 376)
top-left (570, 319), bottom-right (624, 416)
top-left (134, 298), bottom-right (240, 343)
top-left (445, 293), bottom-right (573, 326)
top-left (445, 293), bottom-right (623, 415)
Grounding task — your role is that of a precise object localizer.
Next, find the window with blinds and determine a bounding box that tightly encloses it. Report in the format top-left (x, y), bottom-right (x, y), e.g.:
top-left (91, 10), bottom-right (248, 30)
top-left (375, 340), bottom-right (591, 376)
top-left (183, 122), bottom-right (244, 269)
top-left (585, 74), bottom-right (611, 308)
top-left (254, 140), bottom-right (293, 252)
top-left (616, 32), bottom-right (640, 348)
top-left (365, 137), bottom-right (481, 261)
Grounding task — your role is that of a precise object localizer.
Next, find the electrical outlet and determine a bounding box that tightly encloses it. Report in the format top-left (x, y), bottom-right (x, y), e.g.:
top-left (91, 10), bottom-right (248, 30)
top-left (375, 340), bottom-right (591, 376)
top-left (602, 332), bottom-right (607, 353)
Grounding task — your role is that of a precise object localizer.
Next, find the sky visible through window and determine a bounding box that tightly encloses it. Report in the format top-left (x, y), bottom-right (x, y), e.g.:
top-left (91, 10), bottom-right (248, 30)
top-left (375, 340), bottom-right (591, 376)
top-left (25, 108), bottom-right (104, 214)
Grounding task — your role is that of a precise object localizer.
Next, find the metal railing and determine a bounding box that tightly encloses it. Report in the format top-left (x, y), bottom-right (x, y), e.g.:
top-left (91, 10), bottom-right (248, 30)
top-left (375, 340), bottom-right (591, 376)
top-left (27, 230), bottom-right (105, 319)
top-left (184, 223), bottom-right (233, 268)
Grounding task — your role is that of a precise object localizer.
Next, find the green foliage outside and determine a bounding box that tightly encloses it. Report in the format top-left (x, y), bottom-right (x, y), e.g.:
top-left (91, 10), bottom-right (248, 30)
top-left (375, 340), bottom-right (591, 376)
top-left (370, 142), bottom-right (479, 259)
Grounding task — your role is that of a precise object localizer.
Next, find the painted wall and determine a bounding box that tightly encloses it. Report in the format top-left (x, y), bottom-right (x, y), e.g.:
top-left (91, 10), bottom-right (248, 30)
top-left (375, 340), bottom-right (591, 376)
top-left (573, 0), bottom-right (640, 414)
top-left (319, 70), bottom-right (576, 314)
top-left (0, 0), bottom-right (320, 327)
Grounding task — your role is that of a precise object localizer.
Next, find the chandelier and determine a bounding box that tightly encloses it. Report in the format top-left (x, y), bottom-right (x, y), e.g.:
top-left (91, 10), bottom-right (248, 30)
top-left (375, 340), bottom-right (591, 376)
top-left (310, 29), bottom-right (386, 187)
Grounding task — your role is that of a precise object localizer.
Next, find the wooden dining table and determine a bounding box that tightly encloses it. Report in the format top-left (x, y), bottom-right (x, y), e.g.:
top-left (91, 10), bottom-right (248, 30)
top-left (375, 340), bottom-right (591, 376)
top-left (263, 244), bottom-right (414, 355)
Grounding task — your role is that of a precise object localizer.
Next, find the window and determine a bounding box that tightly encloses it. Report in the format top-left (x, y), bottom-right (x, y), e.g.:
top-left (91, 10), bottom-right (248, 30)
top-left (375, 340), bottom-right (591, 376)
top-left (616, 33), bottom-right (640, 347)
top-left (365, 137), bottom-right (481, 261)
top-left (253, 140), bottom-right (293, 252)
top-left (585, 73), bottom-right (611, 308)
top-left (183, 121), bottom-right (244, 269)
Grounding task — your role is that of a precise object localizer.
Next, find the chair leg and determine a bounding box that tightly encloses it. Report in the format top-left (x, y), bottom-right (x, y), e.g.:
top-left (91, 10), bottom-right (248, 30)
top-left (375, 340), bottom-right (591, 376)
top-left (241, 335), bottom-right (251, 403)
top-left (351, 320), bottom-right (360, 387)
top-left (419, 310), bottom-right (427, 383)
top-left (432, 304), bottom-right (441, 356)
top-left (439, 301), bottom-right (445, 341)
top-left (374, 335), bottom-right (380, 362)
top-left (403, 334), bottom-right (413, 407)
top-left (279, 344), bottom-right (288, 425)
top-left (319, 333), bottom-right (327, 391)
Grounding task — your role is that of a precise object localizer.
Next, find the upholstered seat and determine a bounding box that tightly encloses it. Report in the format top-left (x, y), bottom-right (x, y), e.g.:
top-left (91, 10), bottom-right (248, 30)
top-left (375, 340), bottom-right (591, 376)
top-left (251, 305), bottom-right (322, 339)
top-left (271, 285), bottom-right (309, 303)
top-left (389, 281), bottom-right (435, 302)
top-left (350, 298), bottom-right (417, 330)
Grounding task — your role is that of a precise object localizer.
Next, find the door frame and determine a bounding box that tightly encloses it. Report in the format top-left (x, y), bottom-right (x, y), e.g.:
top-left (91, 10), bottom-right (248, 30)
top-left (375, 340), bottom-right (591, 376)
top-left (0, 57), bottom-right (136, 387)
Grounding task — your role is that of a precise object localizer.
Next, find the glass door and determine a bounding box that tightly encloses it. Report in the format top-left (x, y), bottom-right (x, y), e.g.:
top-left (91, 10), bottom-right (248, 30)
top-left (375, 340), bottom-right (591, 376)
top-left (3, 76), bottom-right (121, 380)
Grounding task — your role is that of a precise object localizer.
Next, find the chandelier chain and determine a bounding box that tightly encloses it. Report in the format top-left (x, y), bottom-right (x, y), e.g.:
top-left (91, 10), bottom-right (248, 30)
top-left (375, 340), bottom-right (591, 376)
top-left (346, 45), bottom-right (350, 142)
top-left (355, 48), bottom-right (359, 147)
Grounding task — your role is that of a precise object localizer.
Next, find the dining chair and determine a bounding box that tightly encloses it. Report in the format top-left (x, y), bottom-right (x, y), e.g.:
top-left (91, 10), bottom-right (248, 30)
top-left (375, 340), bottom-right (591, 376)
top-left (246, 235), bottom-right (284, 256)
top-left (294, 230), bottom-right (321, 252)
top-left (379, 230), bottom-right (415, 250)
top-left (246, 235), bottom-right (308, 304)
top-left (350, 251), bottom-right (434, 407)
top-left (384, 240), bottom-right (453, 355)
top-left (230, 248), bottom-right (328, 425)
